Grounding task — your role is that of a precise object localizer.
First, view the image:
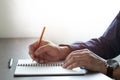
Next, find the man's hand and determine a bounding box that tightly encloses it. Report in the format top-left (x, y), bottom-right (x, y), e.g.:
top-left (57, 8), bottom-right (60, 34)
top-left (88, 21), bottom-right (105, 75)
top-left (63, 49), bottom-right (107, 74)
top-left (29, 40), bottom-right (70, 63)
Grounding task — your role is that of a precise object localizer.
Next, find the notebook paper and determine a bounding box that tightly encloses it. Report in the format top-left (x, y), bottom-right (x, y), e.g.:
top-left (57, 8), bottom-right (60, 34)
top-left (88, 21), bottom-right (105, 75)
top-left (14, 59), bottom-right (87, 76)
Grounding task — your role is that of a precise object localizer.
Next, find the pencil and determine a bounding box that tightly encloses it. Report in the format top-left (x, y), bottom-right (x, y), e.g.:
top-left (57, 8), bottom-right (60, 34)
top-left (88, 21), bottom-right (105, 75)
top-left (37, 26), bottom-right (46, 48)
top-left (32, 26), bottom-right (46, 61)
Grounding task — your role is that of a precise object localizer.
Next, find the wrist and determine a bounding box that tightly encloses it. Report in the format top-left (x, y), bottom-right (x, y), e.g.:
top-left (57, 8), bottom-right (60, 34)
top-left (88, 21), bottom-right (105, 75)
top-left (100, 60), bottom-right (107, 74)
top-left (59, 44), bottom-right (72, 53)
top-left (58, 44), bottom-right (72, 60)
top-left (113, 66), bottom-right (120, 80)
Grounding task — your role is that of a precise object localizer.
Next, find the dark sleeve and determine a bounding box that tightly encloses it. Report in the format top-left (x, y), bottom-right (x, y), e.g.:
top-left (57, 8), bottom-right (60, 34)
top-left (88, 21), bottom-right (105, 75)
top-left (70, 11), bottom-right (120, 59)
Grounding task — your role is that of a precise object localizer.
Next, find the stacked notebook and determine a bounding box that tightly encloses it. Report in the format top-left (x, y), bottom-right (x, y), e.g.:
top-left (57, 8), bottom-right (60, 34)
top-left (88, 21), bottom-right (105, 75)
top-left (14, 59), bottom-right (87, 76)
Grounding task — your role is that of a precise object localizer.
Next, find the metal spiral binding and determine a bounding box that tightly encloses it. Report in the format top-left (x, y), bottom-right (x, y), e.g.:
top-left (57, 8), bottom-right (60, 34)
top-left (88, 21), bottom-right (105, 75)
top-left (17, 62), bottom-right (63, 67)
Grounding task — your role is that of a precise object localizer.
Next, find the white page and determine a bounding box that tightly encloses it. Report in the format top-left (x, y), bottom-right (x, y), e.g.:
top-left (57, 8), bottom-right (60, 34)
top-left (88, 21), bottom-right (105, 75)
top-left (14, 59), bottom-right (87, 76)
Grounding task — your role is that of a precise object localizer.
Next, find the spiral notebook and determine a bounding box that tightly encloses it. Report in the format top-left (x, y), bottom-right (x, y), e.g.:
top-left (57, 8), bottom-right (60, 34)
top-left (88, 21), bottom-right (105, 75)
top-left (14, 59), bottom-right (87, 76)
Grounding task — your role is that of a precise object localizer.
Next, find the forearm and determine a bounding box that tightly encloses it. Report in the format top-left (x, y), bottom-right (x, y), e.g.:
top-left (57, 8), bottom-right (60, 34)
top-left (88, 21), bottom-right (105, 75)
top-left (69, 37), bottom-right (117, 59)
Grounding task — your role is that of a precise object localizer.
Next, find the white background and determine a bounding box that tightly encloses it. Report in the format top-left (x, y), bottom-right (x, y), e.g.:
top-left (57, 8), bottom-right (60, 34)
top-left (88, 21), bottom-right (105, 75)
top-left (0, 0), bottom-right (120, 44)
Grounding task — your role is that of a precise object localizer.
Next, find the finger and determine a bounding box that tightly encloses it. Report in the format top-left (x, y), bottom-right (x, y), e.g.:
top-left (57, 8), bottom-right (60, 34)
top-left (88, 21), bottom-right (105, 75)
top-left (34, 44), bottom-right (48, 57)
top-left (64, 50), bottom-right (85, 63)
top-left (64, 54), bottom-right (87, 68)
top-left (63, 51), bottom-right (91, 69)
top-left (29, 41), bottom-right (38, 59)
top-left (37, 51), bottom-right (57, 63)
top-left (36, 52), bottom-right (55, 64)
top-left (65, 61), bottom-right (85, 69)
top-left (33, 51), bottom-right (47, 63)
top-left (34, 50), bottom-right (46, 63)
top-left (64, 51), bottom-right (81, 62)
top-left (38, 52), bottom-right (49, 63)
top-left (63, 56), bottom-right (81, 68)
top-left (29, 40), bottom-right (50, 60)
top-left (34, 45), bottom-right (52, 63)
top-left (38, 59), bottom-right (49, 63)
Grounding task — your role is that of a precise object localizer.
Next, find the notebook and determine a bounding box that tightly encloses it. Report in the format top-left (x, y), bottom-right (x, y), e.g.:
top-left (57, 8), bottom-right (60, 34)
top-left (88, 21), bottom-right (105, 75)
top-left (14, 59), bottom-right (87, 76)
